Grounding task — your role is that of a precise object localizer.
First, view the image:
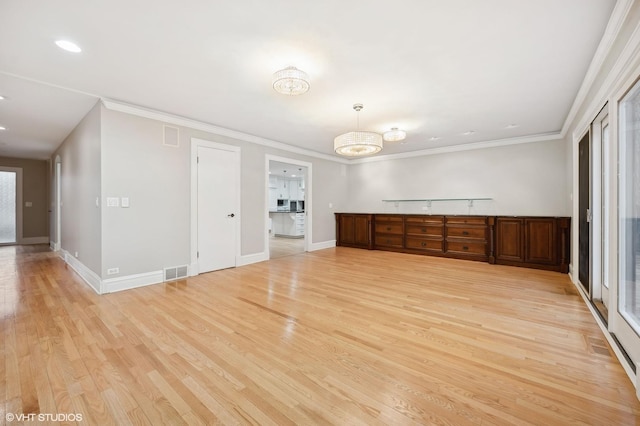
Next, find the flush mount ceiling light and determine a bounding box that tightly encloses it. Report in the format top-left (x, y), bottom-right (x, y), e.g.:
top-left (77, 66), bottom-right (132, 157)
top-left (272, 66), bottom-right (310, 96)
top-left (334, 104), bottom-right (383, 157)
top-left (0, 126), bottom-right (6, 131)
top-left (55, 40), bottom-right (82, 53)
top-left (383, 127), bottom-right (407, 142)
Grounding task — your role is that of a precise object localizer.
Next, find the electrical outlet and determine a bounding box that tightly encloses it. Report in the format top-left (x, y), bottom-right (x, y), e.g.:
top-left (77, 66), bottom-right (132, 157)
top-left (107, 267), bottom-right (119, 275)
top-left (74, 251), bottom-right (78, 257)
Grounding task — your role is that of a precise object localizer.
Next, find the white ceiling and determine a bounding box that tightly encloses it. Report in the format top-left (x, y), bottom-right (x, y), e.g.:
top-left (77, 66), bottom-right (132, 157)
top-left (0, 0), bottom-right (617, 160)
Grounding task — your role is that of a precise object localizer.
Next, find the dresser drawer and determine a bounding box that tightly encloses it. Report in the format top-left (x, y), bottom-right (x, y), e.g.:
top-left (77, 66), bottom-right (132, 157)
top-left (406, 224), bottom-right (444, 237)
top-left (375, 234), bottom-right (403, 248)
top-left (406, 237), bottom-right (443, 252)
top-left (375, 222), bottom-right (403, 234)
top-left (446, 241), bottom-right (487, 256)
top-left (446, 226), bottom-right (486, 240)
top-left (375, 215), bottom-right (403, 222)
top-left (405, 215), bottom-right (444, 225)
top-left (446, 216), bottom-right (488, 225)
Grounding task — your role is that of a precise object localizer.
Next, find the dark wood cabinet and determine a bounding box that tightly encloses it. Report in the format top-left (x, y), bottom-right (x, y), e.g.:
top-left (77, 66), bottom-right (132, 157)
top-left (335, 214), bottom-right (569, 273)
top-left (496, 216), bottom-right (570, 272)
top-left (374, 215), bottom-right (404, 251)
top-left (445, 216), bottom-right (490, 262)
top-left (496, 217), bottom-right (524, 262)
top-left (405, 215), bottom-right (444, 255)
top-left (335, 213), bottom-right (373, 249)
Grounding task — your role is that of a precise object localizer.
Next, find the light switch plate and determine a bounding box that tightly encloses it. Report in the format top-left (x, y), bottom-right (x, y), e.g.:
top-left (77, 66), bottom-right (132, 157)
top-left (25, 201), bottom-right (32, 207)
top-left (107, 197), bottom-right (119, 207)
top-left (121, 197), bottom-right (130, 208)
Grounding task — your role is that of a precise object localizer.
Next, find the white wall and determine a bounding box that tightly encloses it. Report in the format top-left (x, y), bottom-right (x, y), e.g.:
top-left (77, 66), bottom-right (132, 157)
top-left (346, 139), bottom-right (569, 216)
top-left (99, 106), bottom-right (348, 279)
top-left (52, 102), bottom-right (102, 275)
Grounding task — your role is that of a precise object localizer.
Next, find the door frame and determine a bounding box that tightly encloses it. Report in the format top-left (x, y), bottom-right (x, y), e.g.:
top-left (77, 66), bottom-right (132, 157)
top-left (264, 155), bottom-right (312, 258)
top-left (0, 166), bottom-right (23, 246)
top-left (577, 130), bottom-right (591, 294)
top-left (591, 105), bottom-right (610, 311)
top-left (190, 137), bottom-right (241, 276)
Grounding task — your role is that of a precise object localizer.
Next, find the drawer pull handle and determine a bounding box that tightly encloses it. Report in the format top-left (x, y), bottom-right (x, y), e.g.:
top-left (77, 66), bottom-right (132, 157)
top-left (463, 246), bottom-right (469, 250)
top-left (387, 239), bottom-right (391, 244)
top-left (462, 231), bottom-right (469, 236)
top-left (421, 242), bottom-right (427, 247)
top-left (422, 228), bottom-right (427, 233)
top-left (386, 226), bottom-right (392, 231)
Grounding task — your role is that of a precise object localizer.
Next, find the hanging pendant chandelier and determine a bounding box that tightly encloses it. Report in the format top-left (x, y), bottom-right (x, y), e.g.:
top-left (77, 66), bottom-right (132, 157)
top-left (334, 104), bottom-right (383, 156)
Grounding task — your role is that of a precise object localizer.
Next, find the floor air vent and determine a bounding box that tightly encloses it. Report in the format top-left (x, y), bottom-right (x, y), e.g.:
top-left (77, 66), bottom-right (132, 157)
top-left (164, 265), bottom-right (188, 281)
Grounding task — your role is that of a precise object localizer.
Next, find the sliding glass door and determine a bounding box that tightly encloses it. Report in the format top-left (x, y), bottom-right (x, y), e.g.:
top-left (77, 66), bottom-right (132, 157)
top-left (618, 80), bottom-right (640, 337)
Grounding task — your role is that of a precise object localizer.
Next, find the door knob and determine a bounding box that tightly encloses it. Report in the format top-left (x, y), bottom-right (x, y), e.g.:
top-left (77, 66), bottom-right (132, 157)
top-left (228, 213), bottom-right (235, 218)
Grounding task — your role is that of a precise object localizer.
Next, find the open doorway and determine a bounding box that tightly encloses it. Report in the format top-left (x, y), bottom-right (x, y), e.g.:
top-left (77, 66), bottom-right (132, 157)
top-left (266, 157), bottom-right (311, 259)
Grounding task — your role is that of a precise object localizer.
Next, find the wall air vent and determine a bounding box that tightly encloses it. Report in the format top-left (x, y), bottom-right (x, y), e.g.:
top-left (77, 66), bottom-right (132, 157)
top-left (164, 265), bottom-right (188, 282)
top-left (163, 125), bottom-right (179, 147)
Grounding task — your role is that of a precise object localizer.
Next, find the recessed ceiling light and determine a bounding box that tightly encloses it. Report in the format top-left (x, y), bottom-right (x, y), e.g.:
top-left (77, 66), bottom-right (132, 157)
top-left (0, 95), bottom-right (6, 100)
top-left (463, 130), bottom-right (475, 136)
top-left (505, 124), bottom-right (518, 129)
top-left (429, 136), bottom-right (441, 141)
top-left (0, 126), bottom-right (7, 131)
top-left (55, 40), bottom-right (82, 53)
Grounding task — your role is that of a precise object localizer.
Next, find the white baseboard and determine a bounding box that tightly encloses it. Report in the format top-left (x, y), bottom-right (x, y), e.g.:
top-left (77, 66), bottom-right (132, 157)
top-left (62, 250), bottom-right (102, 294)
top-left (103, 270), bottom-right (164, 293)
top-left (20, 236), bottom-right (49, 244)
top-left (238, 251), bottom-right (268, 266)
top-left (309, 240), bottom-right (336, 251)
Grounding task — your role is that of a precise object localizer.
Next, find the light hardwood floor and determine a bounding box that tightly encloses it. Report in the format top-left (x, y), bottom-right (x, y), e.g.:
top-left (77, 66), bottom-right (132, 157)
top-left (1, 244), bottom-right (639, 425)
top-left (269, 236), bottom-right (304, 259)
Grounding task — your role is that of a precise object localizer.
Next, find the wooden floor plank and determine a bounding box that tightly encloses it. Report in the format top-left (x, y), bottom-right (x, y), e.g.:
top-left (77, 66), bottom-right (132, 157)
top-left (1, 244), bottom-right (639, 425)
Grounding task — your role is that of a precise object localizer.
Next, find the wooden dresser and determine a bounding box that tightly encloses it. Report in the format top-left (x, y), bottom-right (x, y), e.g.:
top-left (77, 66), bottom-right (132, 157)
top-left (335, 213), bottom-right (569, 272)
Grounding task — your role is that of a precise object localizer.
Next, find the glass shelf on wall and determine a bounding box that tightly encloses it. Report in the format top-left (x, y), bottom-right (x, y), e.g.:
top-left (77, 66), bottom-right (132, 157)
top-left (382, 197), bottom-right (492, 206)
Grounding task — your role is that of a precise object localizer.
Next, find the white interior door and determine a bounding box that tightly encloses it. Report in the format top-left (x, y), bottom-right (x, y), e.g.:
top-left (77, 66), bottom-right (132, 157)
top-left (197, 145), bottom-right (239, 273)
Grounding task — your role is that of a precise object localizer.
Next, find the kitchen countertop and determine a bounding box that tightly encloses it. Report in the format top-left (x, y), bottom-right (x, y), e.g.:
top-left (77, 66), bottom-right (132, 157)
top-left (269, 210), bottom-right (305, 213)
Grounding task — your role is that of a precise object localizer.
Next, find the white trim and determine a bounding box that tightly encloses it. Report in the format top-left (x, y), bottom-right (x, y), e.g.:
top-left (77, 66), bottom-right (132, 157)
top-left (561, 0), bottom-right (634, 138)
top-left (309, 240), bottom-right (336, 251)
top-left (102, 98), bottom-right (569, 164)
top-left (190, 137), bottom-right (242, 274)
top-left (571, 3), bottom-right (640, 141)
top-left (238, 252), bottom-right (269, 266)
top-left (104, 99), bottom-right (347, 164)
top-left (350, 133), bottom-right (563, 164)
top-left (62, 250), bottom-right (102, 294)
top-left (189, 261), bottom-right (199, 277)
top-left (102, 270), bottom-right (164, 293)
top-left (20, 236), bottom-right (49, 244)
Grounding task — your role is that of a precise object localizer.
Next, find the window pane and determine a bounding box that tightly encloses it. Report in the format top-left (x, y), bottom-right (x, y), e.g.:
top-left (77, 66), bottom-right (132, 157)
top-left (0, 171), bottom-right (16, 244)
top-left (619, 80), bottom-right (640, 333)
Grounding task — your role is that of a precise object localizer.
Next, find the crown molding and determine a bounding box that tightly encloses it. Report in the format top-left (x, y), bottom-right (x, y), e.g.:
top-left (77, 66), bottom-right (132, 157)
top-left (101, 98), bottom-right (350, 164)
top-left (349, 132), bottom-right (563, 164)
top-left (561, 0), bottom-right (634, 138)
top-left (102, 99), bottom-right (567, 165)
